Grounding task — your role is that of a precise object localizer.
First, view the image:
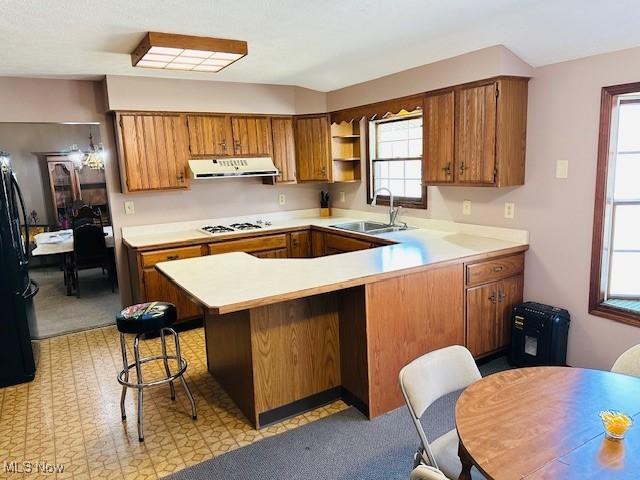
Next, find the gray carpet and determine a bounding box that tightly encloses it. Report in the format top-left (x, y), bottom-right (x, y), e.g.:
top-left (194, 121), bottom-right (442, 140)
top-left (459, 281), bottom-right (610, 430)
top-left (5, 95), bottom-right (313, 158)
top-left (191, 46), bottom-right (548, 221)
top-left (30, 266), bottom-right (119, 338)
top-left (165, 357), bottom-right (510, 480)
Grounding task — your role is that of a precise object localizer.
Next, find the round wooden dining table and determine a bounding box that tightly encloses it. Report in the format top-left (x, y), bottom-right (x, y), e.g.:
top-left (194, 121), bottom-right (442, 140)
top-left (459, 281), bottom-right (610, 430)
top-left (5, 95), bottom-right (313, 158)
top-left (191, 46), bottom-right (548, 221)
top-left (455, 367), bottom-right (640, 480)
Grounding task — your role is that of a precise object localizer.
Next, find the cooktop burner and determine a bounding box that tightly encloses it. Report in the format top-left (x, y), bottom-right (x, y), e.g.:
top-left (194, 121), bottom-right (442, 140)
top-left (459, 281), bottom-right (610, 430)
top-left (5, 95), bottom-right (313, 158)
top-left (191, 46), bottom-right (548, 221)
top-left (201, 225), bottom-right (234, 234)
top-left (229, 222), bottom-right (262, 230)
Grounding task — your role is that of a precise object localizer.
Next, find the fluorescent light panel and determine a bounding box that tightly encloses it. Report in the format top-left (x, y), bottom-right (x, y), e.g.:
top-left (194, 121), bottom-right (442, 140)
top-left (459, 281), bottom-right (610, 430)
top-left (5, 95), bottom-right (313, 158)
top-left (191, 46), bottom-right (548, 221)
top-left (132, 33), bottom-right (247, 73)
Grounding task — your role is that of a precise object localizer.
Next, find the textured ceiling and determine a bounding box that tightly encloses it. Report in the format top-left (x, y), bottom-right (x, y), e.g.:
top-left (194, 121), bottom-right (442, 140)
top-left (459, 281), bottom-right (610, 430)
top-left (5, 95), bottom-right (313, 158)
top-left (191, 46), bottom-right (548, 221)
top-left (1, 0), bottom-right (640, 91)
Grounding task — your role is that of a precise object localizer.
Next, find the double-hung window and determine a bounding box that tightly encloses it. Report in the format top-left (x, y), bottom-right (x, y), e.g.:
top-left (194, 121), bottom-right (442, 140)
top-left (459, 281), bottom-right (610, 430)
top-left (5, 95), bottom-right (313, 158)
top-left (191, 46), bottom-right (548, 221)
top-left (368, 111), bottom-right (426, 208)
top-left (590, 83), bottom-right (640, 325)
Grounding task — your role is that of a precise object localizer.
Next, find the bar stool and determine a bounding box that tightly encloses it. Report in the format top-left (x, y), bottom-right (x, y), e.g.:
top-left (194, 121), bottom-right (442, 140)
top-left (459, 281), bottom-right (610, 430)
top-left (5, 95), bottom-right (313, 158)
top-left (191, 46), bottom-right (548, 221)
top-left (116, 301), bottom-right (197, 442)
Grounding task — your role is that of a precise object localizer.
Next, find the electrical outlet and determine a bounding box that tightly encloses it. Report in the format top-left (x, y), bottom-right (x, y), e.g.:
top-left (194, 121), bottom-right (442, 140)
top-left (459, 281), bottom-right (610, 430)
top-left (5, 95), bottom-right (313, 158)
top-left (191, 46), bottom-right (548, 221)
top-left (504, 202), bottom-right (515, 219)
top-left (462, 200), bottom-right (472, 216)
top-left (278, 193), bottom-right (286, 206)
top-left (556, 160), bottom-right (569, 179)
top-left (339, 191), bottom-right (346, 202)
top-left (124, 201), bottom-right (135, 215)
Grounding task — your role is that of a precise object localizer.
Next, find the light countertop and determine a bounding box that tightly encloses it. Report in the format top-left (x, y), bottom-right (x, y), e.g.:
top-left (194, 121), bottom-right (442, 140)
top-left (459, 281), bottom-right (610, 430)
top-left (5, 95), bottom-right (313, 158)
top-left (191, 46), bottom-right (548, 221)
top-left (148, 211), bottom-right (529, 313)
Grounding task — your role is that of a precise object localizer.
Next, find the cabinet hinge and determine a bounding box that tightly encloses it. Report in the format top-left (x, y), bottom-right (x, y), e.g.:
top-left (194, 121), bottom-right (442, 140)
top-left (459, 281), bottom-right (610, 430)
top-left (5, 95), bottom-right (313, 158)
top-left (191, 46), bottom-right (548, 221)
top-left (119, 117), bottom-right (123, 128)
top-left (495, 84), bottom-right (500, 98)
top-left (493, 168), bottom-right (498, 181)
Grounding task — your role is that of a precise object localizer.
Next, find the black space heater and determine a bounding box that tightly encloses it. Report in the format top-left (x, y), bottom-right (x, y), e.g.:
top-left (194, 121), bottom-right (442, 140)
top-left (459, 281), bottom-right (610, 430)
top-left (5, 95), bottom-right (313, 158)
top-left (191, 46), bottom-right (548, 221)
top-left (509, 302), bottom-right (570, 367)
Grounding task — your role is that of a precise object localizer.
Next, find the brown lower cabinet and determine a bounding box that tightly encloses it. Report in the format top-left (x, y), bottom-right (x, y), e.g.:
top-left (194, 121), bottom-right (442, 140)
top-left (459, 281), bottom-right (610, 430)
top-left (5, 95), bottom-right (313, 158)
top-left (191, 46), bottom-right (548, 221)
top-left (465, 253), bottom-right (524, 357)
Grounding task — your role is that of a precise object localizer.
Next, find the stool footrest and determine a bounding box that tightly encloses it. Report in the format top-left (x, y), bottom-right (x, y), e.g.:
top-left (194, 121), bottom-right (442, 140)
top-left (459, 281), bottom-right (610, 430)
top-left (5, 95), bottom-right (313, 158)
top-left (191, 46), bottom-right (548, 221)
top-left (117, 354), bottom-right (188, 389)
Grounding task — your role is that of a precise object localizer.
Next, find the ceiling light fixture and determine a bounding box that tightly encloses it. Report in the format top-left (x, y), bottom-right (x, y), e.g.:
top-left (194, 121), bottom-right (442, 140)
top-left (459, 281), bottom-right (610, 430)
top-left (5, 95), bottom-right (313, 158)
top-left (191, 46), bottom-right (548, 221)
top-left (131, 32), bottom-right (248, 73)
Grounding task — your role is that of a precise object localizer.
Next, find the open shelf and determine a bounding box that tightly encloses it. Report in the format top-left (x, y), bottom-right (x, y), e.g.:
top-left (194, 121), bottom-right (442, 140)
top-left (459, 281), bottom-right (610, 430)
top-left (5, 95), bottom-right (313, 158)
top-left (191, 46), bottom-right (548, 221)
top-left (331, 119), bottom-right (364, 183)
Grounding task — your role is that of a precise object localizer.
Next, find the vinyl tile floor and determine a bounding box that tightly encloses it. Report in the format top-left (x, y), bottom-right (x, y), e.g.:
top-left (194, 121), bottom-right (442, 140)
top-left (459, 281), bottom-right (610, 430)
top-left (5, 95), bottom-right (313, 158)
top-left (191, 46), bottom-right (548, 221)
top-left (0, 326), bottom-right (348, 479)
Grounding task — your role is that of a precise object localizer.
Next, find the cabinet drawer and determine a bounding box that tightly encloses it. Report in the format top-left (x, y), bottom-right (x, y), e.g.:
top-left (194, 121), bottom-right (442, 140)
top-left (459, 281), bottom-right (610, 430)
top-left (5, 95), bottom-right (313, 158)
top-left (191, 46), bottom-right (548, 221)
top-left (209, 234), bottom-right (288, 255)
top-left (466, 253), bottom-right (524, 286)
top-left (324, 233), bottom-right (372, 253)
top-left (140, 245), bottom-right (204, 268)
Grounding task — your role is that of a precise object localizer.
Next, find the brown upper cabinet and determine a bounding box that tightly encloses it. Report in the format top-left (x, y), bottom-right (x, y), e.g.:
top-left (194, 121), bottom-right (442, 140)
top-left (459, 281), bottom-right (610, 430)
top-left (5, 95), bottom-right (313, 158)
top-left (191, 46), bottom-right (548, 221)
top-left (230, 116), bottom-right (273, 156)
top-left (423, 76), bottom-right (528, 187)
top-left (294, 114), bottom-right (332, 182)
top-left (116, 112), bottom-right (190, 193)
top-left (423, 91), bottom-right (455, 184)
top-left (270, 116), bottom-right (297, 183)
top-left (186, 114), bottom-right (233, 156)
top-left (186, 114), bottom-right (272, 157)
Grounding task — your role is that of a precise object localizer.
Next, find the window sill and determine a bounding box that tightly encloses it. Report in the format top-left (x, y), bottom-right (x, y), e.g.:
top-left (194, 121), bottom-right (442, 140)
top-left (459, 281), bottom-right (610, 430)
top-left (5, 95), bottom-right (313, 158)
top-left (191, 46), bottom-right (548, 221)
top-left (590, 302), bottom-right (640, 328)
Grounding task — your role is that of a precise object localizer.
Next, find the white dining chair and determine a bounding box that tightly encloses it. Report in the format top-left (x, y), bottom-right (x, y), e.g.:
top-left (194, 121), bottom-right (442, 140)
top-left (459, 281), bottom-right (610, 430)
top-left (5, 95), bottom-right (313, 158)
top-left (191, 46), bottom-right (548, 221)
top-left (410, 465), bottom-right (448, 480)
top-left (611, 344), bottom-right (640, 377)
top-left (399, 345), bottom-right (485, 480)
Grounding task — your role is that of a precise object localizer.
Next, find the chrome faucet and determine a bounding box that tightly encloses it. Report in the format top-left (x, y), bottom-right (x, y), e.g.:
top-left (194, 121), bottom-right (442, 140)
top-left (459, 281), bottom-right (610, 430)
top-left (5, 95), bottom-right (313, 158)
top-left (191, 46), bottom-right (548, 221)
top-left (372, 187), bottom-right (402, 226)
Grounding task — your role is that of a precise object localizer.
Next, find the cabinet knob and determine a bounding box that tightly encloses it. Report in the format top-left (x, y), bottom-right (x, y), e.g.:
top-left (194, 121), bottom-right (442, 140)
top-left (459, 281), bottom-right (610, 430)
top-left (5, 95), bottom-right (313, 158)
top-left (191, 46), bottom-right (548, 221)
top-left (459, 162), bottom-right (466, 174)
top-left (442, 162), bottom-right (452, 176)
top-left (497, 291), bottom-right (506, 302)
top-left (177, 172), bottom-right (185, 183)
top-left (492, 265), bottom-right (504, 273)
top-left (166, 255), bottom-right (179, 261)
top-left (219, 141), bottom-right (227, 151)
top-left (489, 292), bottom-right (497, 303)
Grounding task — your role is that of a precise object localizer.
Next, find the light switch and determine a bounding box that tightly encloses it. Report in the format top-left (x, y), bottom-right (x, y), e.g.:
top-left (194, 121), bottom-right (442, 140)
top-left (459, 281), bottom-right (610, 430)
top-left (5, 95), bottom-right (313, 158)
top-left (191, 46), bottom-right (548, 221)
top-left (462, 200), bottom-right (472, 216)
top-left (278, 193), bottom-right (286, 205)
top-left (504, 202), bottom-right (515, 219)
top-left (556, 160), bottom-right (569, 179)
top-left (124, 201), bottom-right (135, 215)
top-left (339, 191), bottom-right (346, 202)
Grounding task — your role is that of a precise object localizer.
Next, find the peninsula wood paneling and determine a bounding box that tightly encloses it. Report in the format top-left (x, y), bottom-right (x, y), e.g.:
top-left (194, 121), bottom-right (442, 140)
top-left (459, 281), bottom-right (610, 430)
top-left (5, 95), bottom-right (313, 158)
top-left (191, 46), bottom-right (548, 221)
top-left (423, 90), bottom-right (455, 183)
top-left (365, 264), bottom-right (464, 417)
top-left (204, 310), bottom-right (256, 423)
top-left (250, 294), bottom-right (341, 414)
top-left (338, 287), bottom-right (369, 412)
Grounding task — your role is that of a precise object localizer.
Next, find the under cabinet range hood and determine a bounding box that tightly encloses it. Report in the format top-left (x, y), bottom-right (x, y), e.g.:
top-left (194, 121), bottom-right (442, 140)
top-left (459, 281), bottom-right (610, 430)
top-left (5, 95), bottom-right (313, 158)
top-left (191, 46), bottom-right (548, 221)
top-left (188, 157), bottom-right (279, 179)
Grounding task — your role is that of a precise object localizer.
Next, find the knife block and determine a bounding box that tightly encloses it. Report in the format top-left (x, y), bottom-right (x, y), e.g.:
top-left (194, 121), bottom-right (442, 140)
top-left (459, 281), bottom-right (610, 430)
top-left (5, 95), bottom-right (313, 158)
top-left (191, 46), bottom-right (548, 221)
top-left (320, 208), bottom-right (331, 217)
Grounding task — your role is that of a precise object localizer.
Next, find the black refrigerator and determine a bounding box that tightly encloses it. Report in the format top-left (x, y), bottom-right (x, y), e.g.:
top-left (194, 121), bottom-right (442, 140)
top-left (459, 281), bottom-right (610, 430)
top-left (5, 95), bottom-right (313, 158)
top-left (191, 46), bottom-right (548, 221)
top-left (0, 153), bottom-right (38, 387)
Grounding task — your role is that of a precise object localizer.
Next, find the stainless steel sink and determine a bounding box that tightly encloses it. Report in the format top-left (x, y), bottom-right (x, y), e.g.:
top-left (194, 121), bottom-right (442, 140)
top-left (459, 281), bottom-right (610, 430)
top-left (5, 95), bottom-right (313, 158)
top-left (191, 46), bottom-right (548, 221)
top-left (331, 221), bottom-right (412, 234)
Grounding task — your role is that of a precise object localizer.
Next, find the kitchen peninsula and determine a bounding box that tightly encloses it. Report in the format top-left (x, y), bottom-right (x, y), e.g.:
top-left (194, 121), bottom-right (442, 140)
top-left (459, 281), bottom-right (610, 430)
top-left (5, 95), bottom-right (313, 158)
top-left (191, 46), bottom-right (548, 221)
top-left (123, 210), bottom-right (528, 427)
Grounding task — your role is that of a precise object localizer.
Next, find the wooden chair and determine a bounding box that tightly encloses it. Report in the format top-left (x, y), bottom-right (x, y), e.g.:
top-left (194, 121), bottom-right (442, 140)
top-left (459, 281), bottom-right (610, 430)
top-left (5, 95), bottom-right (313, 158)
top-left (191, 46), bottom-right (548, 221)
top-left (612, 344), bottom-right (640, 377)
top-left (71, 222), bottom-right (114, 298)
top-left (399, 345), bottom-right (484, 480)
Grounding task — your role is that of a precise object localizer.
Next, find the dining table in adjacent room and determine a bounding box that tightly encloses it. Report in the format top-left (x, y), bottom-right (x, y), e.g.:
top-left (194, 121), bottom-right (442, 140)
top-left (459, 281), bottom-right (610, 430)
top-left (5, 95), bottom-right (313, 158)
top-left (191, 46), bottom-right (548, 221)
top-left (455, 366), bottom-right (640, 480)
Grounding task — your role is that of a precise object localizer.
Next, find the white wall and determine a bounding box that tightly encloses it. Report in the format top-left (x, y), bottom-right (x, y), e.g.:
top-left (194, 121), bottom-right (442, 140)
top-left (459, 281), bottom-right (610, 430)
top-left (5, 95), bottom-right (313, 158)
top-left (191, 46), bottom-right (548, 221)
top-left (327, 46), bottom-right (640, 369)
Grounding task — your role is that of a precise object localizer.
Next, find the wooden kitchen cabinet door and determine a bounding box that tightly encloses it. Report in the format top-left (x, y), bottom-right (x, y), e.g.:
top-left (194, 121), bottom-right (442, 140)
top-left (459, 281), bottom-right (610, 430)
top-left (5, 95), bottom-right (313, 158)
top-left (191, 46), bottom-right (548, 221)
top-left (466, 282), bottom-right (499, 357)
top-left (423, 90), bottom-right (455, 184)
top-left (252, 248), bottom-right (288, 258)
top-left (142, 269), bottom-right (201, 321)
top-left (496, 274), bottom-right (524, 350)
top-left (118, 113), bottom-right (190, 192)
top-left (289, 231), bottom-right (311, 257)
top-left (231, 116), bottom-right (272, 156)
top-left (271, 117), bottom-right (297, 183)
top-left (294, 114), bottom-right (332, 182)
top-left (186, 114), bottom-right (233, 156)
top-left (455, 82), bottom-right (497, 185)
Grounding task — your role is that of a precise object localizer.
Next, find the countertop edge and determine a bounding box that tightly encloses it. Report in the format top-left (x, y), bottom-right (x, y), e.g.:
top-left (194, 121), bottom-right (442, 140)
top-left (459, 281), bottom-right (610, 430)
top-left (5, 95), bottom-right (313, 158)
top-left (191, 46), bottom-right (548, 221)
top-left (156, 243), bottom-right (529, 314)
